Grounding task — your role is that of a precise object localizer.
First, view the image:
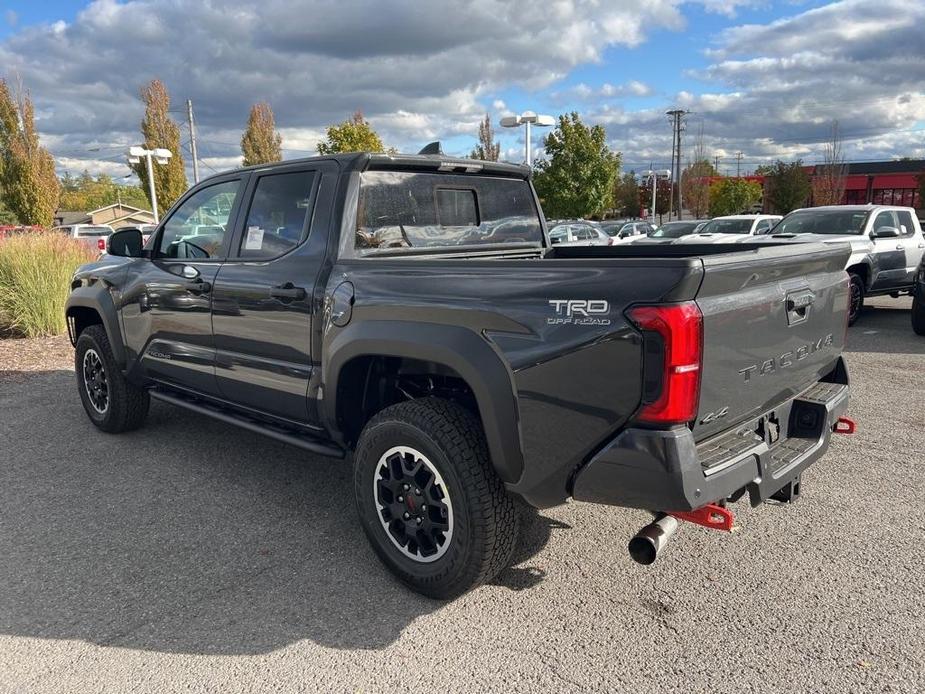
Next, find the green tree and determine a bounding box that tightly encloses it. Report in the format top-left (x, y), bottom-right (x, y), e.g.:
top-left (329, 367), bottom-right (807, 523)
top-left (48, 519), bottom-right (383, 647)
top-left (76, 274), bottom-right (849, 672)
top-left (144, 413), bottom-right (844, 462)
top-left (681, 159), bottom-right (716, 219)
top-left (317, 111), bottom-right (385, 154)
top-left (470, 113), bottom-right (500, 161)
top-left (131, 79), bottom-right (187, 212)
top-left (241, 102), bottom-right (282, 167)
top-left (58, 171), bottom-right (150, 211)
top-left (763, 160), bottom-right (811, 214)
top-left (613, 171), bottom-right (640, 217)
top-left (532, 112), bottom-right (621, 219)
top-left (0, 78), bottom-right (60, 226)
top-left (708, 177), bottom-right (763, 217)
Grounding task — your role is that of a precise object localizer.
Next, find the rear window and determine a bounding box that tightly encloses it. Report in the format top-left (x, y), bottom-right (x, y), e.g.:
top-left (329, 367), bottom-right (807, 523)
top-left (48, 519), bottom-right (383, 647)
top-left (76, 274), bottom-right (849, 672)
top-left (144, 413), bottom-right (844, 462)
top-left (355, 171), bottom-right (542, 255)
top-left (76, 226), bottom-right (112, 237)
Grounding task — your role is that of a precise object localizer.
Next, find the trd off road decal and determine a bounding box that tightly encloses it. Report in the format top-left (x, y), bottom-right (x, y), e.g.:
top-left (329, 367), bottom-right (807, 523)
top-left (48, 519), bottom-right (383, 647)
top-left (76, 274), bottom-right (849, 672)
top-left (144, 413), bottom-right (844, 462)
top-left (547, 299), bottom-right (612, 326)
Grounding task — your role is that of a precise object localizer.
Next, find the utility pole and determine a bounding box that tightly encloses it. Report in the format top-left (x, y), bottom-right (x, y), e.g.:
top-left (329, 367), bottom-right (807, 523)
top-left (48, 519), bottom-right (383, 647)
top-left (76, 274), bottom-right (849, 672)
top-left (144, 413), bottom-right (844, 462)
top-left (187, 99), bottom-right (200, 184)
top-left (714, 155), bottom-right (720, 172)
top-left (735, 151), bottom-right (743, 178)
top-left (666, 109), bottom-right (688, 220)
top-left (667, 113), bottom-right (678, 220)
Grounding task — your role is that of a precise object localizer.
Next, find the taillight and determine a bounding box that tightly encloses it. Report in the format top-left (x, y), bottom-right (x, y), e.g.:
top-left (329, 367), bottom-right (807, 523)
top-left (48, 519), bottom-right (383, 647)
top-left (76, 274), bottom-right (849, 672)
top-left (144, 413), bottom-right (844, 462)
top-left (98, 238), bottom-right (106, 251)
top-left (627, 301), bottom-right (703, 425)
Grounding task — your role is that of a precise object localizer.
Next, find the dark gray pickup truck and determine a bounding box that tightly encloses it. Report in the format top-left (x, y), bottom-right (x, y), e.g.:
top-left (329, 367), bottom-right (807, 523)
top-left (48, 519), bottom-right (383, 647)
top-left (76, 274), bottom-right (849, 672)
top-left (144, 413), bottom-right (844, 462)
top-left (66, 152), bottom-right (852, 598)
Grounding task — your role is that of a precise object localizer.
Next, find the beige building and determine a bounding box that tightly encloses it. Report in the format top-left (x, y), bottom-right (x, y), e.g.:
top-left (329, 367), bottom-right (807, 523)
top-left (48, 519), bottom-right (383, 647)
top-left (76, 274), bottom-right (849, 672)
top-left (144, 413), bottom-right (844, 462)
top-left (54, 203), bottom-right (155, 229)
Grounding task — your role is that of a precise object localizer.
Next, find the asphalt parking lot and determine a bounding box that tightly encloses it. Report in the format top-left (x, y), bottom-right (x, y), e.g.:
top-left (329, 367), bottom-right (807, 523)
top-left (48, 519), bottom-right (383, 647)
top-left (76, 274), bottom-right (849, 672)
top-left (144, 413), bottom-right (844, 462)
top-left (1, 296), bottom-right (923, 693)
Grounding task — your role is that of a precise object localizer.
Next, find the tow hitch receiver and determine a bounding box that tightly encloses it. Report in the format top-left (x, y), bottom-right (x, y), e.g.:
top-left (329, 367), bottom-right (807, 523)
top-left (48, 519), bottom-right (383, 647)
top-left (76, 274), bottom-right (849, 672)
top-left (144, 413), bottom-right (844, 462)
top-left (670, 503), bottom-right (735, 532)
top-left (833, 416), bottom-right (856, 435)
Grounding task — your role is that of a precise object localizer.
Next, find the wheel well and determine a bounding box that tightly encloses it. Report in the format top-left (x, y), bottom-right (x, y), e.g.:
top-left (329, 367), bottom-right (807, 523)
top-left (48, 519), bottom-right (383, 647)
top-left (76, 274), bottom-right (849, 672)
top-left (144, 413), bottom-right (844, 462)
top-left (847, 264), bottom-right (869, 289)
top-left (335, 355), bottom-right (479, 448)
top-left (66, 306), bottom-right (103, 344)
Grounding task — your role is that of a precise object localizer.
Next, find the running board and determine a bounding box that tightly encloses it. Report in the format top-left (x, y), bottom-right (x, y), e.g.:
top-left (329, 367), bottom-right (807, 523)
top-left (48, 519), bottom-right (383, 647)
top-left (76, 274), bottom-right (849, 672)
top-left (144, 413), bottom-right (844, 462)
top-left (149, 389), bottom-right (345, 459)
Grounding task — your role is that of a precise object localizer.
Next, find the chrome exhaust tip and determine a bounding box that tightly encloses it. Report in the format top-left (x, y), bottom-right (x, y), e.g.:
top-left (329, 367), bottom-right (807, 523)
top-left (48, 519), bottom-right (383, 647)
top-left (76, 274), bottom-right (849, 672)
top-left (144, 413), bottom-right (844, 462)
top-left (628, 514), bottom-right (680, 565)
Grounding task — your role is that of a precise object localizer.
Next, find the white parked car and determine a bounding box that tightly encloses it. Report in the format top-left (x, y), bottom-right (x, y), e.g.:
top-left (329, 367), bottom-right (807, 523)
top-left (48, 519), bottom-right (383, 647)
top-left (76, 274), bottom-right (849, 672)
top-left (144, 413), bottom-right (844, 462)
top-left (673, 214), bottom-right (782, 244)
top-left (548, 222), bottom-right (613, 246)
top-left (52, 224), bottom-right (115, 252)
top-left (598, 219), bottom-right (656, 244)
top-left (766, 205), bottom-right (925, 324)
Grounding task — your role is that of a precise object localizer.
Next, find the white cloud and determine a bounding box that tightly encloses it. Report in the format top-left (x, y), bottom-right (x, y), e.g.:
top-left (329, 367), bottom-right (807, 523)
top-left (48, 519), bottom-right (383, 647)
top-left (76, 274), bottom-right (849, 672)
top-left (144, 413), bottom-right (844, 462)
top-left (0, 0), bottom-right (692, 176)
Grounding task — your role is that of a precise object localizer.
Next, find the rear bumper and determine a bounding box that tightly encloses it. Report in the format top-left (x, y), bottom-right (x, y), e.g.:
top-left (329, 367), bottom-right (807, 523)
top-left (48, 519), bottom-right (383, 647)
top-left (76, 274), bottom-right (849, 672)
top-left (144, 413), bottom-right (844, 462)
top-left (571, 357), bottom-right (850, 512)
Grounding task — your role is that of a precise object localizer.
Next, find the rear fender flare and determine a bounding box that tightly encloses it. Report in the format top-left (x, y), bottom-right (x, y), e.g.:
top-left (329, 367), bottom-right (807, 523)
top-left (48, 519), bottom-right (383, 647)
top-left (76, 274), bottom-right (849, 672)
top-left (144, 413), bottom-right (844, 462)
top-left (323, 320), bottom-right (524, 483)
top-left (65, 284), bottom-right (127, 368)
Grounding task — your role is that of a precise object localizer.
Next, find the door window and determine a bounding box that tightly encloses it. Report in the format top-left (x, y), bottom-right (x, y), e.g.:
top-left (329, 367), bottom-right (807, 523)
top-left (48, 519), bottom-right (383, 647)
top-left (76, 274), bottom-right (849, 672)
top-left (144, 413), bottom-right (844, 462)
top-left (872, 211), bottom-right (897, 235)
top-left (574, 226), bottom-right (593, 240)
top-left (896, 210), bottom-right (916, 237)
top-left (158, 180), bottom-right (240, 259)
top-left (240, 171), bottom-right (317, 259)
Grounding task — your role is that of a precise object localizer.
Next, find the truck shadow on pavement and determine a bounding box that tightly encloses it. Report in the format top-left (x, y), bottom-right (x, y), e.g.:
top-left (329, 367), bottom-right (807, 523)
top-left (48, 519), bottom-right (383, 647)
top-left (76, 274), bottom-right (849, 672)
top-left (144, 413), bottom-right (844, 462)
top-left (844, 301), bottom-right (924, 355)
top-left (0, 371), bottom-right (559, 655)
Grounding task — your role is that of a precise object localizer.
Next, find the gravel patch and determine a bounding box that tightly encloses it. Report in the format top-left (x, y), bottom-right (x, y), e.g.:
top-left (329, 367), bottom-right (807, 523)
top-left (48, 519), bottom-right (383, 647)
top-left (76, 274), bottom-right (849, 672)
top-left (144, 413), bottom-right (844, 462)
top-left (0, 334), bottom-right (73, 383)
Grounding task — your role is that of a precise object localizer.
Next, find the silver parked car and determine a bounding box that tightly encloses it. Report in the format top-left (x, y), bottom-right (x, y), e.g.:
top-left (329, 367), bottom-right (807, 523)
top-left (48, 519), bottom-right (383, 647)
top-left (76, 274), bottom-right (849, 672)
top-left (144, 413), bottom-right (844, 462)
top-left (52, 224), bottom-right (115, 252)
top-left (548, 222), bottom-right (613, 246)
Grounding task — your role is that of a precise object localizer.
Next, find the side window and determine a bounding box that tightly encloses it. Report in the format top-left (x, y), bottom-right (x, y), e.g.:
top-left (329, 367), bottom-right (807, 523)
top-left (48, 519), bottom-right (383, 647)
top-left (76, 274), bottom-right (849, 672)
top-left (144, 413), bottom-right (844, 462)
top-left (575, 226), bottom-right (593, 240)
top-left (240, 170), bottom-right (317, 259)
top-left (896, 210), bottom-right (916, 237)
top-left (158, 180), bottom-right (240, 259)
top-left (755, 220), bottom-right (770, 234)
top-left (873, 211), bottom-right (896, 234)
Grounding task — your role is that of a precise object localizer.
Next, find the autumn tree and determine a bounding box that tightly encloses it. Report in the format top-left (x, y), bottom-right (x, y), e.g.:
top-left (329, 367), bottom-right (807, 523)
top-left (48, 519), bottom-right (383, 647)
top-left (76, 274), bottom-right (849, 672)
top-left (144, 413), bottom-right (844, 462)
top-left (813, 120), bottom-right (847, 206)
top-left (317, 111), bottom-right (385, 154)
top-left (708, 178), bottom-right (763, 217)
top-left (613, 171), bottom-right (640, 217)
top-left (470, 113), bottom-right (500, 161)
top-left (532, 112), bottom-right (621, 219)
top-left (0, 78), bottom-right (60, 226)
top-left (241, 102), bottom-right (282, 167)
top-left (763, 160), bottom-right (811, 214)
top-left (639, 177), bottom-right (672, 222)
top-left (681, 159), bottom-right (716, 218)
top-left (131, 80), bottom-right (187, 212)
top-left (58, 171), bottom-right (150, 211)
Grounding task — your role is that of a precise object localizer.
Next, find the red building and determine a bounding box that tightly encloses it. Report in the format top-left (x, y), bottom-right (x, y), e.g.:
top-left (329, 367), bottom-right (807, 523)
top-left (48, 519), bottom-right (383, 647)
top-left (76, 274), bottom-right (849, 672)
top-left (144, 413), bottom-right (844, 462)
top-left (813, 160), bottom-right (923, 208)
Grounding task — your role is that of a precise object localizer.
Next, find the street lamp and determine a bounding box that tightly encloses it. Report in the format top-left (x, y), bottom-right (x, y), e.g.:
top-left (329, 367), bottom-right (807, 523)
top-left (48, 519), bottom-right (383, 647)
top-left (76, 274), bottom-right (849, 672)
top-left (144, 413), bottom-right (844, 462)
top-left (643, 169), bottom-right (672, 222)
top-left (127, 146), bottom-right (173, 222)
top-left (500, 111), bottom-right (555, 167)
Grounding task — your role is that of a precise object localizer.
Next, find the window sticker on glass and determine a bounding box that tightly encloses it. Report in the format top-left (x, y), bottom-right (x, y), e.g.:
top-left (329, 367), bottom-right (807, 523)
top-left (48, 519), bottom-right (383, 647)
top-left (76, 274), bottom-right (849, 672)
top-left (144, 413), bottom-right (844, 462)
top-left (245, 225), bottom-right (265, 250)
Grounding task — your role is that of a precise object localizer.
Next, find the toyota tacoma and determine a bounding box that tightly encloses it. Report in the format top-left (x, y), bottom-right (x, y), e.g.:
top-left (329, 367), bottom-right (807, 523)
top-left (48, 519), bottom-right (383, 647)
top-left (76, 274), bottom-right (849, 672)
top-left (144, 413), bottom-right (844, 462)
top-left (66, 151), bottom-right (853, 598)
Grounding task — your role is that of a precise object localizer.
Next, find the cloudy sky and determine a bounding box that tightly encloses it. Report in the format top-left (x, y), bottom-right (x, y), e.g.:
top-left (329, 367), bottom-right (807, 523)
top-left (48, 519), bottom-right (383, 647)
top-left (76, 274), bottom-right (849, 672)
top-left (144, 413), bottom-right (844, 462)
top-left (1, 0), bottom-right (924, 181)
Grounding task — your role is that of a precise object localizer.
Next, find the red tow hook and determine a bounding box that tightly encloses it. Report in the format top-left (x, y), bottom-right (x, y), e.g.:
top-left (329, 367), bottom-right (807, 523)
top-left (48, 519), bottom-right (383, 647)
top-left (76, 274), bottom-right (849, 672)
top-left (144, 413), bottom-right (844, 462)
top-left (670, 503), bottom-right (735, 532)
top-left (833, 416), bottom-right (856, 435)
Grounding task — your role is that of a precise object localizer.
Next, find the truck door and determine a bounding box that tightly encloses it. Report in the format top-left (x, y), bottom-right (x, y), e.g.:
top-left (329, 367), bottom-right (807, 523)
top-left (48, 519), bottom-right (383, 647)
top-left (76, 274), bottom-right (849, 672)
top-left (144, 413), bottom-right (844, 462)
top-left (896, 209), bottom-right (925, 286)
top-left (210, 161), bottom-right (337, 424)
top-left (868, 210), bottom-right (909, 291)
top-left (120, 176), bottom-right (246, 396)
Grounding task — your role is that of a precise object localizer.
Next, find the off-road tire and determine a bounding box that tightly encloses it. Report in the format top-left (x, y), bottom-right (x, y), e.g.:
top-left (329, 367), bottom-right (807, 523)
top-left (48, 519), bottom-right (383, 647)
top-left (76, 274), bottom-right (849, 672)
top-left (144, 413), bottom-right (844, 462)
top-left (912, 294), bottom-right (925, 335)
top-left (848, 272), bottom-right (864, 326)
top-left (75, 325), bottom-right (149, 433)
top-left (354, 397), bottom-right (519, 599)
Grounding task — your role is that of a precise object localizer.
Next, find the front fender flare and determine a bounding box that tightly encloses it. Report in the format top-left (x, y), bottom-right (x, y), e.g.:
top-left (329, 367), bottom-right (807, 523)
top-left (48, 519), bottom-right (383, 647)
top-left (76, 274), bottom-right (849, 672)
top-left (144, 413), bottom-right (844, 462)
top-left (65, 284), bottom-right (127, 368)
top-left (323, 320), bottom-right (524, 484)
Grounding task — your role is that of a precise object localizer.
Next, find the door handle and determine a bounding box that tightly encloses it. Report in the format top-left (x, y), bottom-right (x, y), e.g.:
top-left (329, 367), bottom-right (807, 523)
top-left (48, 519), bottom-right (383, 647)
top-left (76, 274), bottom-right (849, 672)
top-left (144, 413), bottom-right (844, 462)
top-left (270, 282), bottom-right (306, 301)
top-left (918, 243), bottom-right (924, 249)
top-left (183, 279), bottom-right (211, 294)
top-left (895, 244), bottom-right (905, 250)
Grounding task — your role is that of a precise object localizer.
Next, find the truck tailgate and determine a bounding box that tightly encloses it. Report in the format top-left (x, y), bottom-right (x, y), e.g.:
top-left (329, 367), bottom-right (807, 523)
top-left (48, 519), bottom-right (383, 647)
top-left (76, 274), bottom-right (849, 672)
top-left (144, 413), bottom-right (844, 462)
top-left (693, 243), bottom-right (851, 441)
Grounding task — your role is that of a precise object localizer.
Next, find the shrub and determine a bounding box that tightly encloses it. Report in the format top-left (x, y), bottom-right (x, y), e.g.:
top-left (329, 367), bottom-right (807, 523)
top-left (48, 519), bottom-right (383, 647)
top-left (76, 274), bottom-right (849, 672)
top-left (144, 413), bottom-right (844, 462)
top-left (0, 231), bottom-right (96, 337)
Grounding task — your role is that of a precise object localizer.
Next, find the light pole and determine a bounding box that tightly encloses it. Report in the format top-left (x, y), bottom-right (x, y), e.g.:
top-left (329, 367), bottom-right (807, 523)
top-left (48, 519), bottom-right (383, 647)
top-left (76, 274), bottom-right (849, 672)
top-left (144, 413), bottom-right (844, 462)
top-left (500, 111), bottom-right (555, 167)
top-left (127, 146), bottom-right (173, 223)
top-left (644, 169), bottom-right (672, 222)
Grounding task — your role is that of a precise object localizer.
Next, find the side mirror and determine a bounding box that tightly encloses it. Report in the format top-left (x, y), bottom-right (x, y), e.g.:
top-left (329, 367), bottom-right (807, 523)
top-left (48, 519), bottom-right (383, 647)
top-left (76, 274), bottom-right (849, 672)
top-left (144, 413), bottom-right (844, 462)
top-left (106, 228), bottom-right (144, 257)
top-left (872, 226), bottom-right (900, 239)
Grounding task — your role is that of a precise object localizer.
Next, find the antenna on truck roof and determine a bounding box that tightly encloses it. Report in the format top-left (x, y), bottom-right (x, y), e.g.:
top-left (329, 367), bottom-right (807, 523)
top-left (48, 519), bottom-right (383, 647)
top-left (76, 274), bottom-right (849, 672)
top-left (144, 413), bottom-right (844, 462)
top-left (417, 142), bottom-right (444, 156)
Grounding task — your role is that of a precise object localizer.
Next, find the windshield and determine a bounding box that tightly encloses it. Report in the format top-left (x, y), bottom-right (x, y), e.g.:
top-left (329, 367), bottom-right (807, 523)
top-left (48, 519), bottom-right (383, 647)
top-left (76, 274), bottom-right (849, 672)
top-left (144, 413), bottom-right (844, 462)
top-left (355, 171), bottom-right (543, 254)
top-left (698, 219), bottom-right (754, 234)
top-left (651, 221), bottom-right (701, 238)
top-left (599, 222), bottom-right (623, 237)
top-left (772, 209), bottom-right (869, 235)
top-left (75, 226), bottom-right (112, 237)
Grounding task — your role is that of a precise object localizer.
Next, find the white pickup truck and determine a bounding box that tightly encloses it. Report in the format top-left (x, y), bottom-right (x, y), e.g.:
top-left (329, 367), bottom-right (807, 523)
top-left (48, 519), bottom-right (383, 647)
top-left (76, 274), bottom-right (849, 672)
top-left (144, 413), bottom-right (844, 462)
top-left (767, 205), bottom-right (925, 324)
